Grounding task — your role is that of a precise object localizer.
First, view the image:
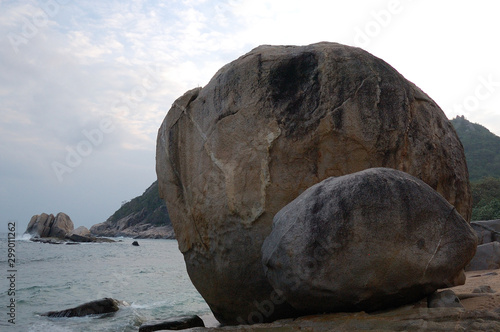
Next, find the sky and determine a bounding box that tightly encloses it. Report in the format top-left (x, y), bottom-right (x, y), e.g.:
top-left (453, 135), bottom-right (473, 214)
top-left (1, 0), bottom-right (499, 232)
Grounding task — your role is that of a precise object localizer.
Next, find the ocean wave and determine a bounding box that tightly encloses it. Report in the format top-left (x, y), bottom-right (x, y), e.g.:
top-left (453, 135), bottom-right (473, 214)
top-left (7, 237), bottom-right (208, 331)
top-left (19, 285), bottom-right (44, 292)
top-left (28, 320), bottom-right (76, 332)
top-left (16, 233), bottom-right (33, 241)
top-left (130, 299), bottom-right (172, 310)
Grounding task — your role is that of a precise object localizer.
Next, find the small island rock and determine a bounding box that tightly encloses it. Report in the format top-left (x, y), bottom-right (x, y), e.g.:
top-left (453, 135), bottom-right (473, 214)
top-left (25, 212), bottom-right (74, 239)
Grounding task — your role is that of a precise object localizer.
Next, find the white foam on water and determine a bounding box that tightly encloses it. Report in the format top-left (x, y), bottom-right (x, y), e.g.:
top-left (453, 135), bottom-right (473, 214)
top-left (131, 299), bottom-right (172, 310)
top-left (16, 233), bottom-right (33, 241)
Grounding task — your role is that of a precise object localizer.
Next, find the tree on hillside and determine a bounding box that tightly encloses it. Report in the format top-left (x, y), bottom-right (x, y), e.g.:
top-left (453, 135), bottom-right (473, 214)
top-left (471, 177), bottom-right (500, 221)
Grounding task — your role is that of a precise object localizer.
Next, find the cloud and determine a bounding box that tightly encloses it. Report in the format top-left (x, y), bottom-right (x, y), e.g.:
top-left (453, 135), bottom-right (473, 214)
top-left (0, 0), bottom-right (250, 229)
top-left (1, 0), bottom-right (499, 230)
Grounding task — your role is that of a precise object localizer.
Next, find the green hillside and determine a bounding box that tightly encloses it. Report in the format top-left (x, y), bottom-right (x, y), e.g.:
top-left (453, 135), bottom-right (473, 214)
top-left (451, 116), bottom-right (500, 181)
top-left (451, 116), bottom-right (500, 220)
top-left (107, 180), bottom-right (170, 226)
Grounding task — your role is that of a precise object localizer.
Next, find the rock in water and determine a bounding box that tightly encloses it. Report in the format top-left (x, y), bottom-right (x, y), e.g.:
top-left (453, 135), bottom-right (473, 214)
top-left (261, 168), bottom-right (477, 314)
top-left (139, 315), bottom-right (205, 331)
top-left (26, 213), bottom-right (53, 237)
top-left (156, 42), bottom-right (471, 324)
top-left (65, 234), bottom-right (92, 243)
top-left (25, 212), bottom-right (74, 239)
top-left (49, 212), bottom-right (74, 238)
top-left (41, 298), bottom-right (121, 318)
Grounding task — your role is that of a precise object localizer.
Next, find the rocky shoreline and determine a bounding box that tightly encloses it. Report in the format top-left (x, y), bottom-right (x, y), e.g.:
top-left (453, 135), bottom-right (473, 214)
top-left (29, 236), bottom-right (116, 244)
top-left (90, 222), bottom-right (175, 239)
top-left (89, 182), bottom-right (175, 239)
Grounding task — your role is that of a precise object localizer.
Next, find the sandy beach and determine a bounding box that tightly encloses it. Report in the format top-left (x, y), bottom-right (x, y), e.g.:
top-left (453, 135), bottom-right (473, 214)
top-left (450, 269), bottom-right (500, 312)
top-left (190, 269), bottom-right (500, 331)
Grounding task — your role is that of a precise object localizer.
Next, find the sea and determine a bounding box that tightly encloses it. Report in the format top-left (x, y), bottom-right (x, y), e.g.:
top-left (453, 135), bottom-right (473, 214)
top-left (0, 234), bottom-right (213, 331)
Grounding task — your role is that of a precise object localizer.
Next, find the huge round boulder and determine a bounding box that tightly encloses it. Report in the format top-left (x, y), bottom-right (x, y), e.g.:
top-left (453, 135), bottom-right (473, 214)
top-left (156, 42), bottom-right (471, 324)
top-left (261, 168), bottom-right (477, 314)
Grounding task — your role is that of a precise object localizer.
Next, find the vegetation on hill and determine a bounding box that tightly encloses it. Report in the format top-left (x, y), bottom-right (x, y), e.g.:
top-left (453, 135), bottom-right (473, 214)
top-left (107, 181), bottom-right (170, 226)
top-left (471, 177), bottom-right (500, 221)
top-left (451, 116), bottom-right (500, 221)
top-left (451, 116), bottom-right (500, 181)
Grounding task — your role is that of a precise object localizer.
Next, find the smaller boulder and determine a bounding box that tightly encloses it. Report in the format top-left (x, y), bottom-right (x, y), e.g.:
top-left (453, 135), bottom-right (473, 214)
top-left (72, 226), bottom-right (91, 237)
top-left (466, 242), bottom-right (500, 271)
top-left (471, 220), bottom-right (500, 244)
top-left (262, 168), bottom-right (478, 314)
top-left (41, 298), bottom-right (122, 318)
top-left (473, 285), bottom-right (496, 294)
top-left (66, 234), bottom-right (93, 243)
top-left (139, 315), bottom-right (205, 331)
top-left (427, 290), bottom-right (463, 308)
top-left (132, 241), bottom-right (140, 246)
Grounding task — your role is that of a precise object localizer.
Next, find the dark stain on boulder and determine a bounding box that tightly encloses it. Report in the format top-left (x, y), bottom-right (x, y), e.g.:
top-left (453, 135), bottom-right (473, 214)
top-left (269, 52), bottom-right (321, 138)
